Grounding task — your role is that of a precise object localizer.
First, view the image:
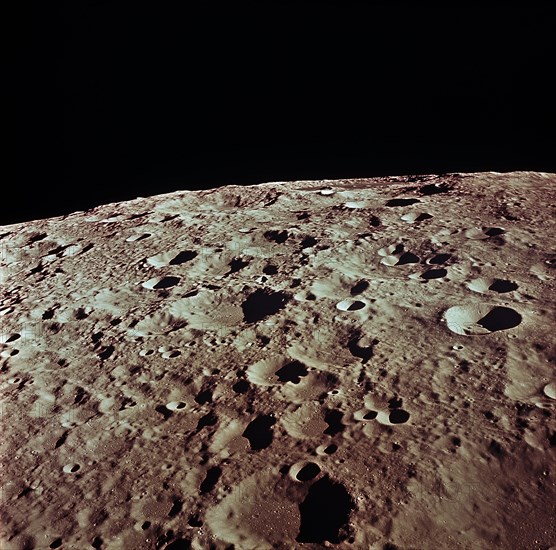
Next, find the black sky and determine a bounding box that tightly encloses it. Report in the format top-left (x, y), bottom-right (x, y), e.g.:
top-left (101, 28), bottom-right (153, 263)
top-left (14, 3), bottom-right (555, 225)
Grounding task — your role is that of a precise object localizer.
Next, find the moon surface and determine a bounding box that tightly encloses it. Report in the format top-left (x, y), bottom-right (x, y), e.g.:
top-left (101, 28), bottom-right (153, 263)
top-left (1, 171), bottom-right (555, 549)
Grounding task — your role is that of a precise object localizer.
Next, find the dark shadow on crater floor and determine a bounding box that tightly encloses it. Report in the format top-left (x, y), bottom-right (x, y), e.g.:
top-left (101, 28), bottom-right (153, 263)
top-left (242, 414), bottom-right (276, 451)
top-left (275, 360), bottom-right (308, 384)
top-left (478, 306), bottom-right (522, 332)
top-left (488, 280), bottom-right (518, 293)
top-left (296, 475), bottom-right (354, 544)
top-left (241, 288), bottom-right (291, 323)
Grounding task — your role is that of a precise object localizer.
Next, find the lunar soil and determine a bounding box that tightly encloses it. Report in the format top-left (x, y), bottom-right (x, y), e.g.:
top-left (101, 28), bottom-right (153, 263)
top-left (1, 171), bottom-right (555, 549)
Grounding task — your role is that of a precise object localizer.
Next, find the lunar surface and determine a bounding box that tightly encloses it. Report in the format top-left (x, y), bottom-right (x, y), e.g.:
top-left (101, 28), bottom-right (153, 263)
top-left (1, 171), bottom-right (555, 549)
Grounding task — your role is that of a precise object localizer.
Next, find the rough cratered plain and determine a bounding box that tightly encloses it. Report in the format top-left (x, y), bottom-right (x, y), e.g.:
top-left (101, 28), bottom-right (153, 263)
top-left (0, 171), bottom-right (555, 549)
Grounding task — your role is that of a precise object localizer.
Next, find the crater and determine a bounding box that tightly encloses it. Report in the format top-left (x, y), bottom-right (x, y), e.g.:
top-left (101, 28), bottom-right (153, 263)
top-left (142, 276), bottom-right (181, 290)
top-left (336, 299), bottom-right (367, 312)
top-left (444, 304), bottom-right (522, 335)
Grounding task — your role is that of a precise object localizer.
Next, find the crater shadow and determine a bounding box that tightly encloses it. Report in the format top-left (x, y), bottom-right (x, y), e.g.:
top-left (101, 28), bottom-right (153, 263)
top-left (296, 476), bottom-right (354, 544)
top-left (477, 307), bottom-right (522, 332)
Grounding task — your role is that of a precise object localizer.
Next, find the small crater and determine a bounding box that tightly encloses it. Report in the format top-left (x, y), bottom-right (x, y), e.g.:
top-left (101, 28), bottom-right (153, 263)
top-left (336, 299), bottom-right (366, 312)
top-left (543, 383), bottom-right (556, 399)
top-left (296, 463), bottom-right (321, 482)
top-left (166, 401), bottom-right (187, 412)
top-left (388, 397), bottom-right (403, 409)
top-left (488, 439), bottom-right (504, 458)
top-left (400, 212), bottom-right (433, 223)
top-left (347, 332), bottom-right (378, 364)
top-left (97, 345), bottom-right (115, 360)
top-left (421, 268), bottom-right (447, 280)
top-left (242, 414), bottom-right (276, 451)
top-left (194, 389), bottom-right (213, 405)
top-left (196, 412), bottom-right (218, 431)
top-left (350, 280), bottom-right (369, 295)
top-left (419, 182), bottom-right (451, 195)
top-left (154, 276), bottom-right (181, 290)
top-left (264, 230), bottom-right (289, 244)
top-left (396, 252), bottom-right (420, 265)
top-left (42, 308), bottom-right (56, 320)
top-left (169, 251), bottom-right (197, 265)
top-left (263, 264), bottom-right (278, 275)
top-left (49, 538), bottom-right (63, 549)
top-left (188, 515), bottom-right (203, 527)
top-left (324, 409), bottom-right (344, 436)
top-left (142, 276), bottom-right (181, 290)
top-left (30, 262), bottom-right (45, 275)
top-left (427, 253), bottom-right (451, 265)
top-left (415, 212), bottom-right (433, 221)
top-left (126, 232), bottom-right (151, 242)
top-left (75, 308), bottom-right (89, 320)
top-left (301, 236), bottom-right (318, 249)
top-left (74, 387), bottom-right (89, 405)
top-left (363, 411), bottom-right (378, 420)
top-left (63, 463), bottom-right (81, 473)
top-left (389, 409), bottom-right (410, 424)
top-left (27, 232), bottom-right (48, 245)
top-left (385, 198), bottom-right (420, 207)
top-left (55, 431), bottom-right (69, 449)
top-left (156, 405), bottom-right (173, 420)
top-left (17, 487), bottom-right (32, 499)
top-left (484, 227), bottom-right (505, 237)
top-left (232, 379), bottom-right (250, 393)
top-left (227, 257), bottom-right (250, 274)
top-left (200, 466), bottom-right (222, 494)
top-left (168, 497), bottom-right (183, 518)
top-left (258, 334), bottom-right (270, 346)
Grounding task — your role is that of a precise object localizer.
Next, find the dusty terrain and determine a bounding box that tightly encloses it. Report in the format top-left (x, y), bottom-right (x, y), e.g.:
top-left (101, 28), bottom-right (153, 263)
top-left (1, 171), bottom-right (555, 549)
